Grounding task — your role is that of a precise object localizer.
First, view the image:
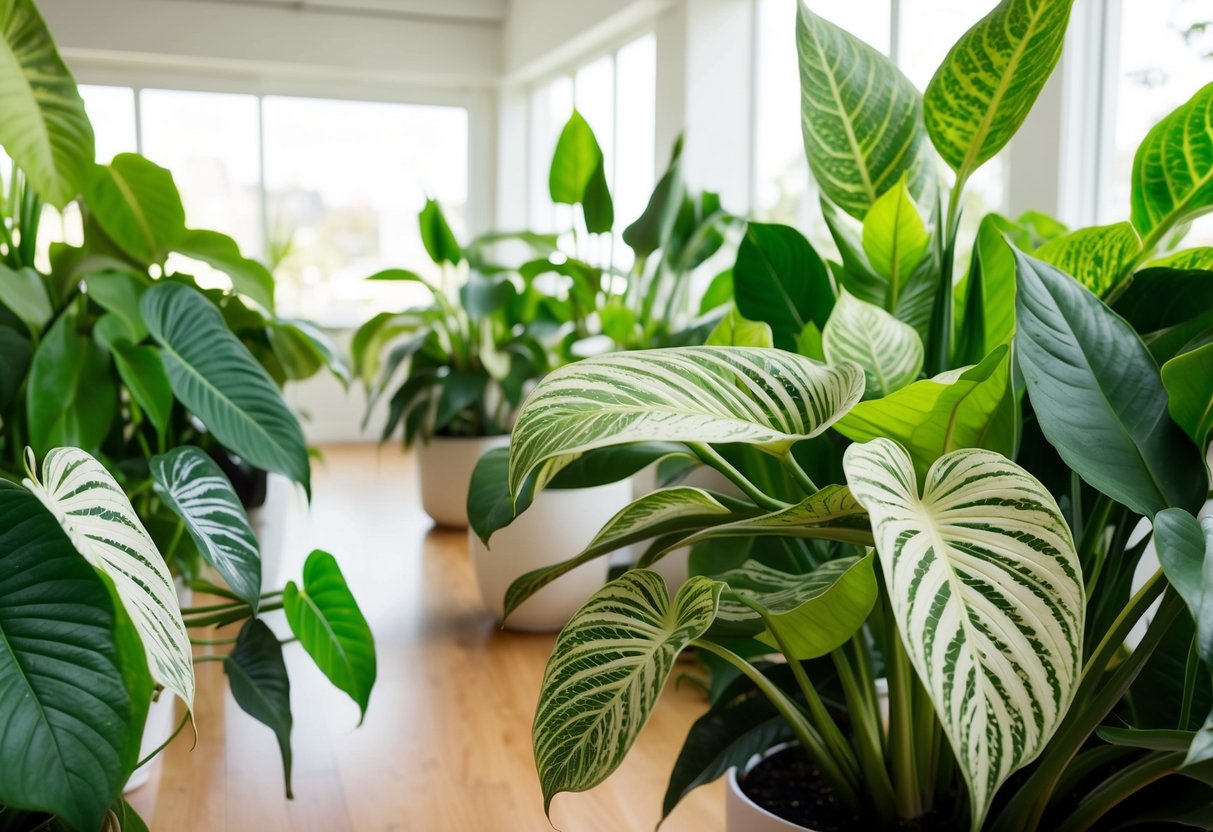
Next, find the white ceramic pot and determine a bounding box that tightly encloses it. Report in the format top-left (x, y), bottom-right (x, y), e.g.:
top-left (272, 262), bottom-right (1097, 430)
top-left (418, 435), bottom-right (510, 529)
top-left (470, 478), bottom-right (634, 632)
top-left (726, 744), bottom-right (816, 832)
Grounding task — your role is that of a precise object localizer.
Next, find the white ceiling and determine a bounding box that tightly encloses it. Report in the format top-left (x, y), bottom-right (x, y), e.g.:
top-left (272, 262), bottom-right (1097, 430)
top-left (160, 0), bottom-right (509, 23)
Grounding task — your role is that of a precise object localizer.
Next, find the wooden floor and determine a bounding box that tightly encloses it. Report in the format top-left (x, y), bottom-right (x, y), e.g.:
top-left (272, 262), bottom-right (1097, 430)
top-left (127, 443), bottom-right (723, 831)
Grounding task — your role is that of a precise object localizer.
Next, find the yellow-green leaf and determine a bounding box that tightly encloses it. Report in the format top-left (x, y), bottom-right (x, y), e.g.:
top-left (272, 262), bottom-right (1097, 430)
top-left (1034, 222), bottom-right (1142, 296)
top-left (862, 176), bottom-right (930, 298)
top-left (1132, 83), bottom-right (1213, 247)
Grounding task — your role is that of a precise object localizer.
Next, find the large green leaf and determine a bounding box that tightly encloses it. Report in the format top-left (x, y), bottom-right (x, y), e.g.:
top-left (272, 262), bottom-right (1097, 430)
top-left (507, 346), bottom-right (865, 495)
top-left (1153, 248), bottom-right (1213, 271)
top-left (796, 0), bottom-right (935, 219)
top-left (822, 289), bottom-right (923, 398)
top-left (0, 264), bottom-right (51, 334)
top-left (151, 446), bottom-right (261, 610)
top-left (111, 344), bottom-right (172, 440)
top-left (84, 154), bottom-right (186, 265)
top-left (532, 570), bottom-right (721, 815)
top-left (1013, 249), bottom-right (1207, 517)
top-left (24, 447), bottom-right (195, 708)
top-left (924, 0), bottom-right (1074, 182)
top-left (548, 110), bottom-right (613, 234)
top-left (173, 229), bottom-right (275, 311)
top-left (502, 487), bottom-right (750, 621)
top-left (0, 0), bottom-right (94, 208)
top-left (141, 282), bottom-right (311, 493)
top-left (1112, 267), bottom-right (1213, 362)
top-left (26, 311), bottom-right (116, 454)
top-left (85, 269), bottom-right (149, 342)
top-left (1131, 82), bottom-right (1213, 246)
top-left (844, 438), bottom-right (1084, 830)
top-left (623, 136), bottom-right (684, 261)
top-left (224, 619), bottom-right (293, 798)
top-left (716, 553), bottom-right (877, 659)
top-left (1162, 342), bottom-right (1213, 455)
top-left (1034, 221), bottom-right (1141, 296)
top-left (861, 176), bottom-right (930, 298)
top-left (418, 198), bottom-right (463, 266)
top-left (283, 550), bottom-right (376, 720)
top-left (0, 324), bottom-right (30, 410)
top-left (706, 307), bottom-right (774, 349)
top-left (834, 345), bottom-right (1013, 479)
top-left (732, 222), bottom-right (833, 351)
top-left (954, 214), bottom-right (1019, 365)
top-left (0, 482), bottom-right (150, 832)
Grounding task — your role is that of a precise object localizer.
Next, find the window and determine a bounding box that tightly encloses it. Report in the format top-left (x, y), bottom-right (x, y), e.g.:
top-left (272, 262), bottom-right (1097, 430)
top-left (79, 85), bottom-right (138, 163)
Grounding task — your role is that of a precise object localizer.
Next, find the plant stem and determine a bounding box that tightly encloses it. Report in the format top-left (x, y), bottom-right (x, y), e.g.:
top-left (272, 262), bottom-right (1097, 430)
top-left (833, 639), bottom-right (897, 822)
top-left (881, 591), bottom-right (923, 819)
top-left (782, 450), bottom-right (819, 495)
top-left (190, 636), bottom-right (238, 646)
top-left (688, 443), bottom-right (790, 511)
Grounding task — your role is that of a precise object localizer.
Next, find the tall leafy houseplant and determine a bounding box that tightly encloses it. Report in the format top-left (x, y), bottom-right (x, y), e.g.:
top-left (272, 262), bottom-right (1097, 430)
top-left (502, 0), bottom-right (1213, 829)
top-left (0, 2), bottom-right (376, 829)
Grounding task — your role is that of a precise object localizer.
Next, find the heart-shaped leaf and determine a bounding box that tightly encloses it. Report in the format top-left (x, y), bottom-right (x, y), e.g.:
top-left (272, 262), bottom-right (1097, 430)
top-left (823, 290), bottom-right (923, 398)
top-left (1132, 82), bottom-right (1213, 247)
top-left (861, 176), bottom-right (930, 291)
top-left (533, 570), bottom-right (721, 815)
top-left (507, 346), bottom-right (865, 495)
top-left (844, 438), bottom-right (1083, 830)
top-left (23, 447), bottom-right (194, 708)
top-left (283, 550), bottom-right (376, 720)
top-left (84, 154), bottom-right (186, 264)
top-left (732, 222), bottom-right (833, 351)
top-left (151, 446), bottom-right (261, 610)
top-left (26, 311), bottom-right (116, 454)
top-left (225, 619), bottom-right (293, 797)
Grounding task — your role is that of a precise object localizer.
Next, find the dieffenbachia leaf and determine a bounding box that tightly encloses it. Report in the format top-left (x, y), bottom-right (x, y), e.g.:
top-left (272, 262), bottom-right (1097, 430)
top-left (924, 0), bottom-right (1075, 183)
top-left (503, 487), bottom-right (751, 621)
top-left (224, 619), bottom-right (293, 797)
top-left (843, 438), bottom-right (1083, 830)
top-left (1034, 221), bottom-right (1142, 296)
top-left (532, 571), bottom-right (721, 816)
top-left (1014, 248), bottom-right (1208, 517)
top-left (834, 345), bottom-right (1014, 479)
top-left (1162, 342), bottom-right (1213, 455)
top-left (716, 553), bottom-right (878, 660)
top-left (823, 290), bottom-right (923, 399)
top-left (0, 0), bottom-right (94, 208)
top-left (151, 446), bottom-right (262, 610)
top-left (142, 282), bottom-right (312, 494)
top-left (23, 447), bottom-right (195, 708)
top-left (283, 550), bottom-right (376, 721)
top-left (1132, 82), bottom-right (1213, 247)
top-left (861, 176), bottom-right (931, 294)
top-left (507, 346), bottom-right (865, 495)
top-left (1151, 248), bottom-right (1213, 271)
top-left (795, 0), bottom-right (936, 219)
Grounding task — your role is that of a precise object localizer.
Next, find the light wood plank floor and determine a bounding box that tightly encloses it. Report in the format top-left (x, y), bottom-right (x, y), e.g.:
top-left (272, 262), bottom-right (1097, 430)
top-left (127, 443), bottom-right (723, 831)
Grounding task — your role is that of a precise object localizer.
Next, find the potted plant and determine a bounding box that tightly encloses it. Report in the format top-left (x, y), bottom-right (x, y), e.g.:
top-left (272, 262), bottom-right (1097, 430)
top-left (496, 0), bottom-right (1213, 828)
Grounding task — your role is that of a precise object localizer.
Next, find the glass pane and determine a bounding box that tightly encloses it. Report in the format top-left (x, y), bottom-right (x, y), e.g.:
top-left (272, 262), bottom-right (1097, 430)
top-left (1106, 0), bottom-right (1213, 245)
top-left (262, 96), bottom-right (469, 325)
top-left (140, 89), bottom-right (263, 258)
top-left (79, 85), bottom-right (137, 164)
top-left (615, 33), bottom-right (657, 270)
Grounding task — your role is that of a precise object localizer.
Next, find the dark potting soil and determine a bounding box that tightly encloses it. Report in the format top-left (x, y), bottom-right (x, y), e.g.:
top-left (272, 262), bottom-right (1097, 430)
top-left (739, 746), bottom-right (958, 831)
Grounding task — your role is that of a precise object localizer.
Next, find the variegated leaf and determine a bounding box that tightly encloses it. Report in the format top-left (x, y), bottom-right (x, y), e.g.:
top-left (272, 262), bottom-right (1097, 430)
top-left (843, 439), bottom-right (1083, 830)
top-left (1132, 82), bottom-right (1213, 246)
top-left (1150, 247), bottom-right (1213, 271)
top-left (533, 571), bottom-right (721, 815)
top-left (23, 448), bottom-right (195, 707)
top-left (924, 0), bottom-right (1075, 182)
top-left (503, 486), bottom-right (751, 621)
top-left (796, 0), bottom-right (936, 219)
top-left (823, 290), bottom-right (923, 398)
top-left (717, 552), bottom-right (878, 659)
top-left (1035, 221), bottom-right (1142, 296)
top-left (151, 446), bottom-right (261, 610)
top-left (508, 347), bottom-right (865, 495)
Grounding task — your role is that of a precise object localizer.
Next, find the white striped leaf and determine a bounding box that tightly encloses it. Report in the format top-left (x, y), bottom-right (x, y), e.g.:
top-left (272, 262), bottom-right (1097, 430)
top-left (1132, 82), bottom-right (1213, 247)
top-left (796, 0), bottom-right (936, 219)
top-left (843, 438), bottom-right (1083, 830)
top-left (151, 446), bottom-right (261, 611)
top-left (23, 447), bottom-right (195, 708)
top-left (533, 570), bottom-right (721, 815)
top-left (823, 290), bottom-right (923, 398)
top-left (507, 346), bottom-right (865, 495)
top-left (1035, 222), bottom-right (1141, 296)
top-left (924, 0), bottom-right (1074, 182)
top-left (716, 552), bottom-right (878, 660)
top-left (503, 486), bottom-right (751, 621)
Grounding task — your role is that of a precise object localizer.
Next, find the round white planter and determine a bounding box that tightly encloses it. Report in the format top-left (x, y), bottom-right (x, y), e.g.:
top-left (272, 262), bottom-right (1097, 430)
top-left (418, 435), bottom-right (510, 529)
top-left (470, 478), bottom-right (633, 632)
top-left (726, 744), bottom-right (816, 832)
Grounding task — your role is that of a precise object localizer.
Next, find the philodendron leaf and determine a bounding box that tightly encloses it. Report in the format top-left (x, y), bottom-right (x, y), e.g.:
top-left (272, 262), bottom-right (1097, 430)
top-left (861, 176), bottom-right (930, 295)
top-left (224, 619), bottom-right (293, 798)
top-left (0, 264), bottom-right (51, 334)
top-left (1132, 82), bottom-right (1213, 246)
top-left (111, 344), bottom-right (173, 440)
top-left (503, 487), bottom-right (751, 621)
top-left (418, 198), bottom-right (463, 266)
top-left (706, 307), bottom-right (774, 348)
top-left (283, 550), bottom-right (376, 720)
top-left (548, 110), bottom-right (614, 234)
top-left (0, 0), bottom-right (94, 208)
top-left (23, 447), bottom-right (195, 708)
top-left (823, 290), bottom-right (923, 399)
top-left (142, 282), bottom-right (311, 494)
top-left (1162, 342), bottom-right (1213, 455)
top-left (26, 311), bottom-right (116, 454)
top-left (0, 482), bottom-right (150, 832)
top-left (716, 553), bottom-right (878, 660)
top-left (796, 0), bottom-right (936, 219)
top-left (151, 446), bottom-right (262, 610)
top-left (1035, 222), bottom-right (1141, 296)
top-left (924, 0), bottom-right (1075, 182)
top-left (844, 439), bottom-right (1084, 830)
top-left (84, 153), bottom-right (186, 264)
top-left (532, 570), bottom-right (721, 815)
top-left (732, 222), bottom-right (833, 351)
top-left (173, 228), bottom-right (276, 311)
top-left (834, 344), bottom-right (1014, 479)
top-left (1013, 248), bottom-right (1208, 517)
top-left (507, 346), bottom-right (865, 495)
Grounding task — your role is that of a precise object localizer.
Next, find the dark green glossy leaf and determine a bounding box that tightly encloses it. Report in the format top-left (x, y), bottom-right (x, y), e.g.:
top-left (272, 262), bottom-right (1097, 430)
top-left (112, 344), bottom-right (172, 439)
top-left (225, 619), bottom-right (293, 797)
top-left (84, 154), bottom-right (186, 264)
top-left (624, 136), bottom-right (684, 260)
top-left (732, 222), bottom-right (833, 351)
top-left (0, 324), bottom-right (31, 410)
top-left (26, 311), bottom-right (115, 454)
top-left (174, 228), bottom-right (275, 311)
top-left (418, 198), bottom-right (463, 266)
top-left (1162, 342), bottom-right (1213, 453)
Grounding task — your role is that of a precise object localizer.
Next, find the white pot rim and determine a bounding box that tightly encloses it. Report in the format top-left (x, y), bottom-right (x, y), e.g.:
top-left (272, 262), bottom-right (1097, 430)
top-left (421, 432), bottom-right (510, 444)
top-left (728, 742), bottom-right (816, 832)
